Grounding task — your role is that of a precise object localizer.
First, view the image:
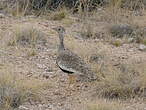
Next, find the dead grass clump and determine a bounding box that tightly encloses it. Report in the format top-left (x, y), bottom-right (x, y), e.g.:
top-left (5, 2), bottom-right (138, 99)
top-left (3, 0), bottom-right (30, 16)
top-left (49, 9), bottom-right (67, 21)
top-left (120, 0), bottom-right (146, 10)
top-left (9, 25), bottom-right (47, 47)
top-left (109, 0), bottom-right (145, 10)
top-left (2, 0), bottom-right (51, 16)
top-left (96, 63), bottom-right (146, 99)
top-left (0, 73), bottom-right (48, 109)
top-left (87, 99), bottom-right (123, 110)
top-left (80, 22), bottom-right (96, 39)
top-left (0, 1), bottom-right (7, 10)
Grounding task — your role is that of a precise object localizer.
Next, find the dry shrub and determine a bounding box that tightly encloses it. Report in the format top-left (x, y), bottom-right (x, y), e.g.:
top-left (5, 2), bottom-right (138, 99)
top-left (8, 24), bottom-right (47, 47)
top-left (49, 9), bottom-right (67, 20)
top-left (0, 72), bottom-right (48, 109)
top-left (109, 24), bottom-right (134, 38)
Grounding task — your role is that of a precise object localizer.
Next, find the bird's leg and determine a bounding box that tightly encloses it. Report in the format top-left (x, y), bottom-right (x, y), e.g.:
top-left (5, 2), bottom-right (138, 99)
top-left (67, 74), bottom-right (76, 91)
top-left (65, 74), bottom-right (76, 96)
top-left (68, 74), bottom-right (76, 85)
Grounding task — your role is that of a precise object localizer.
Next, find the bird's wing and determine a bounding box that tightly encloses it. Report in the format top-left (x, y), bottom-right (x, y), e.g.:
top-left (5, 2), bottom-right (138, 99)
top-left (57, 49), bottom-right (91, 75)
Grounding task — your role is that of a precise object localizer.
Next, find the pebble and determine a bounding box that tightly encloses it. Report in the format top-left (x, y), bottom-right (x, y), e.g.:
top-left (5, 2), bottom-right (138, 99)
top-left (37, 64), bottom-right (46, 69)
top-left (139, 44), bottom-right (146, 51)
top-left (19, 106), bottom-right (29, 110)
top-left (0, 13), bottom-right (5, 18)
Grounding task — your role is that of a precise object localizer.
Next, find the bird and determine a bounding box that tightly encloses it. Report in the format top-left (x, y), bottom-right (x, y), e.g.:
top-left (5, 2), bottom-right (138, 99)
top-left (52, 26), bottom-right (97, 85)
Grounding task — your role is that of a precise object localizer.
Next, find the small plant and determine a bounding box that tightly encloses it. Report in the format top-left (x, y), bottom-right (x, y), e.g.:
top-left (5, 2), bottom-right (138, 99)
top-left (111, 40), bottom-right (122, 47)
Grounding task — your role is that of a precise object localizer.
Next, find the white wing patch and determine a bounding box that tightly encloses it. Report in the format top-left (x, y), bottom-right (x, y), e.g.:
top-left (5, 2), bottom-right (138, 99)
top-left (57, 61), bottom-right (82, 75)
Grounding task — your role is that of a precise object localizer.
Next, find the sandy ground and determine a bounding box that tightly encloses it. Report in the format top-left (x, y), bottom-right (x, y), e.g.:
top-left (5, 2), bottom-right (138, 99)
top-left (0, 13), bottom-right (146, 110)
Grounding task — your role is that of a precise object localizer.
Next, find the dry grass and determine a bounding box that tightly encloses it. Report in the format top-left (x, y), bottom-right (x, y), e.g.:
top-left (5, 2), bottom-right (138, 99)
top-left (1, 1), bottom-right (146, 108)
top-left (49, 9), bottom-right (68, 21)
top-left (8, 24), bottom-right (47, 47)
top-left (0, 72), bottom-right (48, 109)
top-left (3, 0), bottom-right (30, 17)
top-left (62, 18), bottom-right (75, 27)
top-left (95, 62), bottom-right (146, 99)
top-left (109, 0), bottom-right (145, 10)
top-left (87, 99), bottom-right (123, 110)
top-left (2, 0), bottom-right (49, 16)
top-left (80, 22), bottom-right (96, 39)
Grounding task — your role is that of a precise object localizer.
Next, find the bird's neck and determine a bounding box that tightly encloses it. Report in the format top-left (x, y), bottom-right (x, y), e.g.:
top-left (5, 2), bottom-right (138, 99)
top-left (58, 33), bottom-right (65, 51)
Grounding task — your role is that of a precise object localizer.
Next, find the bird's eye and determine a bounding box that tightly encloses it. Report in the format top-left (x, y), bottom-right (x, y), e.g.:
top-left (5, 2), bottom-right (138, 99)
top-left (58, 28), bottom-right (61, 31)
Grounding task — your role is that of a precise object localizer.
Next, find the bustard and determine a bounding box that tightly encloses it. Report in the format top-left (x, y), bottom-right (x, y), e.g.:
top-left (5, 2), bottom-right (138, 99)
top-left (53, 26), bottom-right (97, 84)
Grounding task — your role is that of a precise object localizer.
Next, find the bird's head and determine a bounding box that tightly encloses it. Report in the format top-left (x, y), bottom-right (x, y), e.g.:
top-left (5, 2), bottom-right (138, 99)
top-left (52, 26), bottom-right (65, 34)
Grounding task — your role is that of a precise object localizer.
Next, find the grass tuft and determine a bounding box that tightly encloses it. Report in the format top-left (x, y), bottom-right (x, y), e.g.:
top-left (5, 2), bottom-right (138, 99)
top-left (50, 9), bottom-right (67, 21)
top-left (111, 40), bottom-right (123, 47)
top-left (9, 24), bottom-right (46, 47)
top-left (0, 72), bottom-right (48, 109)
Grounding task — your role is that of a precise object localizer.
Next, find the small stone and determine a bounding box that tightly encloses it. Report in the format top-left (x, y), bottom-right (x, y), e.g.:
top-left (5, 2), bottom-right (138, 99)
top-left (58, 103), bottom-right (63, 106)
top-left (37, 64), bottom-right (46, 69)
top-left (48, 104), bottom-right (54, 109)
top-left (128, 38), bottom-right (134, 42)
top-left (42, 73), bottom-right (50, 79)
top-left (0, 13), bottom-right (5, 18)
top-left (19, 106), bottom-right (29, 110)
top-left (139, 44), bottom-right (146, 51)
